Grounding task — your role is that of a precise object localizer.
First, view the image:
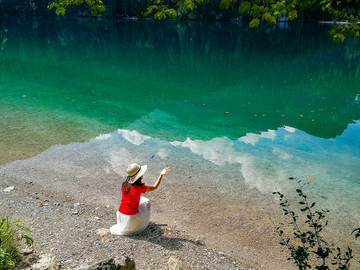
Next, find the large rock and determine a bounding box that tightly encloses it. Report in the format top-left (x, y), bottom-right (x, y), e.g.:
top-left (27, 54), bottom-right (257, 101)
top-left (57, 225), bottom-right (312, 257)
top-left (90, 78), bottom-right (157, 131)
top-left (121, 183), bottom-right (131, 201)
top-left (30, 254), bottom-right (61, 270)
top-left (94, 228), bottom-right (111, 244)
top-left (167, 256), bottom-right (187, 270)
top-left (80, 257), bottom-right (135, 270)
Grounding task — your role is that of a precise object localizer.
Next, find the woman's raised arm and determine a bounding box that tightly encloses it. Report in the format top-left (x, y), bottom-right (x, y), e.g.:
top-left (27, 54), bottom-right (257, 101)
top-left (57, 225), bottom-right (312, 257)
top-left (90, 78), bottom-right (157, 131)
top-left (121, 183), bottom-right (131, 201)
top-left (146, 167), bottom-right (171, 192)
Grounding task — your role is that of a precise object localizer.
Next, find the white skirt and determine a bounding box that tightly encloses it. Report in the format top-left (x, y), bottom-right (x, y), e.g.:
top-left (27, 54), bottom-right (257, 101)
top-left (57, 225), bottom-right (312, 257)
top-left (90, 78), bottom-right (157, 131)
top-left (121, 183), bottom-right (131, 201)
top-left (110, 196), bottom-right (151, 236)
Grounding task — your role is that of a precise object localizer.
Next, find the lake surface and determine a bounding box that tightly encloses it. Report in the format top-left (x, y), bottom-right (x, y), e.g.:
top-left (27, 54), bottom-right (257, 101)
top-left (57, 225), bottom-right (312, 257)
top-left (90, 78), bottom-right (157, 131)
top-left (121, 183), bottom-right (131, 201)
top-left (1, 16), bottom-right (360, 262)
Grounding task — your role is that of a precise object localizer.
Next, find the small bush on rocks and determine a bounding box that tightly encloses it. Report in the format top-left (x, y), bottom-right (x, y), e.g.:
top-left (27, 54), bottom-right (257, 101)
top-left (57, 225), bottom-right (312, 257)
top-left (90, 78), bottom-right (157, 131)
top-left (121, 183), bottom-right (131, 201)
top-left (273, 178), bottom-right (360, 270)
top-left (0, 217), bottom-right (33, 270)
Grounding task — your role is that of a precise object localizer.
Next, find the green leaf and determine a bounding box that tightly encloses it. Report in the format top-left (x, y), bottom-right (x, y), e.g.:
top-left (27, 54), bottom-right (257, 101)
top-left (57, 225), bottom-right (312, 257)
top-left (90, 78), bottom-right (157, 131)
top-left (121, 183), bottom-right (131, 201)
top-left (333, 33), bottom-right (345, 44)
top-left (184, 0), bottom-right (195, 11)
top-left (249, 18), bottom-right (260, 28)
top-left (219, 0), bottom-right (228, 10)
top-left (238, 1), bottom-right (251, 14)
top-left (48, 3), bottom-right (57, 10)
top-left (142, 5), bottom-right (158, 17)
top-left (263, 12), bottom-right (277, 26)
top-left (74, 0), bottom-right (83, 5)
top-left (274, 2), bottom-right (285, 11)
top-left (154, 11), bottom-right (166, 20)
top-left (288, 10), bottom-right (298, 20)
top-left (164, 9), bottom-right (178, 19)
top-left (219, 0), bottom-right (238, 10)
top-left (250, 4), bottom-right (261, 17)
top-left (55, 7), bottom-right (66, 16)
top-left (22, 235), bottom-right (34, 246)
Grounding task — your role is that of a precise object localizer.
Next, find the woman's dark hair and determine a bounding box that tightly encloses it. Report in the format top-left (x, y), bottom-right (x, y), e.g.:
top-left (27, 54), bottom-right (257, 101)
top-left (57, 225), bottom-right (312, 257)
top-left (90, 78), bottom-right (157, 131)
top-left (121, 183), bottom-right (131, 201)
top-left (133, 177), bottom-right (144, 186)
top-left (122, 176), bottom-right (144, 194)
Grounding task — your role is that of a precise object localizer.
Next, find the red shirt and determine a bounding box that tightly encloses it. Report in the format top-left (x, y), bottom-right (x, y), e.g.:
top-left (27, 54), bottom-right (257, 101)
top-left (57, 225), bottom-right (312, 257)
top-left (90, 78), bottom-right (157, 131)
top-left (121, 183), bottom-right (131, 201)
top-left (119, 184), bottom-right (148, 215)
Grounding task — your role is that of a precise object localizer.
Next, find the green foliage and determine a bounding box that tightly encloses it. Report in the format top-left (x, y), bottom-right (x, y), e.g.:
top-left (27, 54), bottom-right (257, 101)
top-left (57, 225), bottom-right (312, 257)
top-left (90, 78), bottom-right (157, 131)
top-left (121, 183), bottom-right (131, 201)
top-left (48, 0), bottom-right (105, 16)
top-left (235, 0), bottom-right (360, 43)
top-left (333, 33), bottom-right (346, 44)
top-left (0, 248), bottom-right (14, 270)
top-left (142, 0), bottom-right (180, 19)
top-left (48, 0), bottom-right (360, 43)
top-left (219, 0), bottom-right (238, 11)
top-left (272, 178), bottom-right (360, 270)
top-left (0, 217), bottom-right (33, 270)
top-left (238, 1), bottom-right (251, 14)
top-left (142, 0), bottom-right (359, 43)
top-left (143, 0), bottom-right (178, 19)
top-left (263, 12), bottom-right (277, 26)
top-left (184, 0), bottom-right (195, 12)
top-left (328, 21), bottom-right (360, 43)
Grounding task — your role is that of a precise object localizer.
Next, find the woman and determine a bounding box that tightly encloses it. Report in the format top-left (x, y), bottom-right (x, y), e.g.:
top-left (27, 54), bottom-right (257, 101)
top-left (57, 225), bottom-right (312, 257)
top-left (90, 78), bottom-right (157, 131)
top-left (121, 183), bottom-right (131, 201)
top-left (110, 163), bottom-right (170, 235)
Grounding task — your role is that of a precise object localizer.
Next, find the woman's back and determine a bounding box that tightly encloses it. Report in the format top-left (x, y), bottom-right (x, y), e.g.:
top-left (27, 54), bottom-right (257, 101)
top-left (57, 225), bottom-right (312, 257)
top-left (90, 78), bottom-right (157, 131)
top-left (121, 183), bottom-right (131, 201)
top-left (119, 183), bottom-right (148, 215)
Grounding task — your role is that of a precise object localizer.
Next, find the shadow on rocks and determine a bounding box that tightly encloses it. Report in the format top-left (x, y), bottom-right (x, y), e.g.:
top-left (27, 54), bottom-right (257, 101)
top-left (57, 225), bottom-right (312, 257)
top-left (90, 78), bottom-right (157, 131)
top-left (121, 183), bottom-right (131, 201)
top-left (128, 222), bottom-right (203, 251)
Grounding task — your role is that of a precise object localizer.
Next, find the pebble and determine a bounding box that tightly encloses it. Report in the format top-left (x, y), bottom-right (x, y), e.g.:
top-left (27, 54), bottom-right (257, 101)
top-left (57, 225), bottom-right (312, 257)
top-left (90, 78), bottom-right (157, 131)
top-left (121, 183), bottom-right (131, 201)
top-left (4, 186), bottom-right (15, 192)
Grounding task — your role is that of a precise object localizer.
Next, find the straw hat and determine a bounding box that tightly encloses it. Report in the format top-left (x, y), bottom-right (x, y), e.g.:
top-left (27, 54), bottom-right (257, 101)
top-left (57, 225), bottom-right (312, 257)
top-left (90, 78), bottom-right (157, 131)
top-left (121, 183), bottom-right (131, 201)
top-left (127, 163), bottom-right (147, 184)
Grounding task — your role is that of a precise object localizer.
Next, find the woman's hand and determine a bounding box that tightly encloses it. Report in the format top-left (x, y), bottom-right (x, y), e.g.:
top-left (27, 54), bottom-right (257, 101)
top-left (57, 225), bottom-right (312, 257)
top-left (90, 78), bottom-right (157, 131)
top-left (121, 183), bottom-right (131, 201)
top-left (160, 167), bottom-right (171, 176)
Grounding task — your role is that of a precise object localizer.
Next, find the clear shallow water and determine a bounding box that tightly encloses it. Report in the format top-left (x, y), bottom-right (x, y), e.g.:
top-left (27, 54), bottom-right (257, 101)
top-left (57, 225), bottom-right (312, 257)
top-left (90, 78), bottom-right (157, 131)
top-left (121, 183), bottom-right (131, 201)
top-left (1, 17), bottom-right (360, 239)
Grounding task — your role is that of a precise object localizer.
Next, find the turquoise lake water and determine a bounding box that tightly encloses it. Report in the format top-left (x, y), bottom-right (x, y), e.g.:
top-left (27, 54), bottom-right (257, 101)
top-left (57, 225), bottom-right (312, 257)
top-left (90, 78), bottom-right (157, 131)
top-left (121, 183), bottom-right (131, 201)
top-left (1, 17), bottom-right (360, 238)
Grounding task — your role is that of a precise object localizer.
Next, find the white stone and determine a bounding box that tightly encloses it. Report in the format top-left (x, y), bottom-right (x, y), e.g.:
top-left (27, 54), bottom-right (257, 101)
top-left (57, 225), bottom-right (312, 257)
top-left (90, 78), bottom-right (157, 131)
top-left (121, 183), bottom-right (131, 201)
top-left (3, 186), bottom-right (14, 192)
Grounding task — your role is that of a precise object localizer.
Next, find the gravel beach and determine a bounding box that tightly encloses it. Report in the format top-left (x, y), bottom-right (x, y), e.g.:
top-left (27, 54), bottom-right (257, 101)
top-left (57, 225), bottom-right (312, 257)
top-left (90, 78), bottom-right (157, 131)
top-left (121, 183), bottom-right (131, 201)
top-left (0, 174), bottom-right (252, 270)
top-left (0, 166), bottom-right (295, 270)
